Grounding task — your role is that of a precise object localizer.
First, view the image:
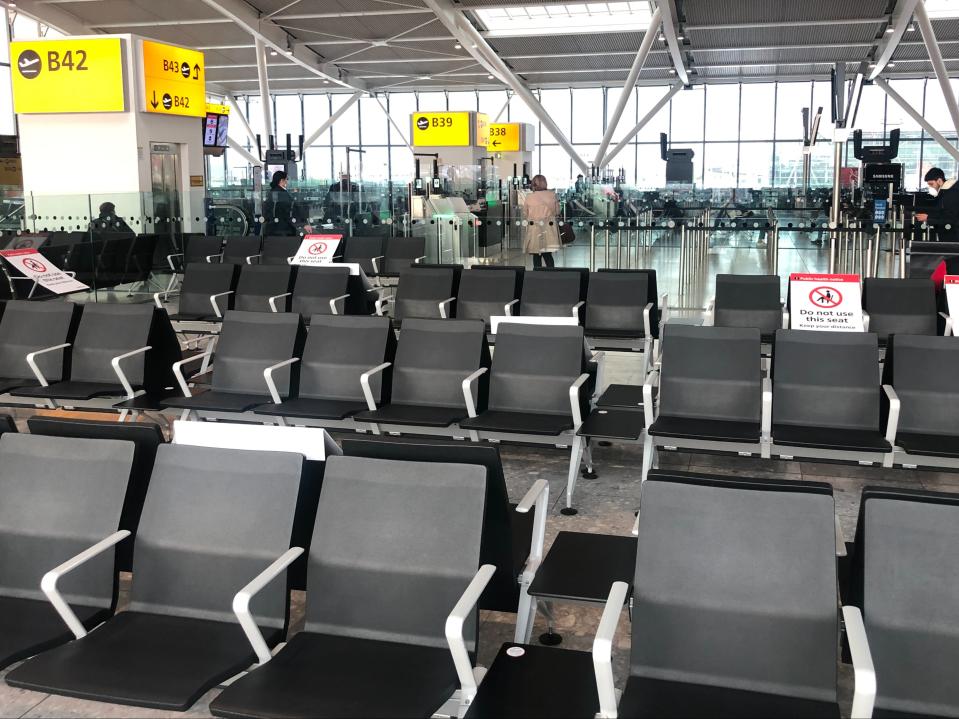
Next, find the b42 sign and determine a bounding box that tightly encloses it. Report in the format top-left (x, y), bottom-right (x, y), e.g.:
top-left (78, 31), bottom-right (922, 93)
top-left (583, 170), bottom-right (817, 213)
top-left (11, 38), bottom-right (126, 114)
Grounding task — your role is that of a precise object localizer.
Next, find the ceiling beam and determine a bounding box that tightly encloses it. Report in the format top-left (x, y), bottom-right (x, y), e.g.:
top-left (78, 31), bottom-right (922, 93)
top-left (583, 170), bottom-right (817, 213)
top-left (4, 0), bottom-right (98, 35)
top-left (868, 0), bottom-right (920, 80)
top-left (654, 0), bottom-right (689, 85)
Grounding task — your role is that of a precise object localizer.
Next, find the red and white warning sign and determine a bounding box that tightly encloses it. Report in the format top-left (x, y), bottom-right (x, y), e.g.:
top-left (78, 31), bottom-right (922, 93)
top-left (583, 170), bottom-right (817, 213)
top-left (945, 276), bottom-right (959, 319)
top-left (789, 273), bottom-right (864, 332)
top-left (0, 248), bottom-right (88, 295)
top-left (291, 234), bottom-right (342, 267)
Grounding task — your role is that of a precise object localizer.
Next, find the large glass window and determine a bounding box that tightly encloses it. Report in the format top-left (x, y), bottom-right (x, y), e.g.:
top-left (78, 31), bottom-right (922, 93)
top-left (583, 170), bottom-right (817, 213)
top-left (635, 85), bottom-right (672, 142)
top-left (303, 94), bottom-right (332, 144)
top-left (738, 141), bottom-right (774, 188)
top-left (274, 95), bottom-right (302, 144)
top-left (702, 142), bottom-right (738, 187)
top-left (670, 85), bottom-right (705, 143)
top-left (359, 95), bottom-right (389, 147)
top-left (417, 92), bottom-right (447, 111)
top-left (740, 84), bottom-right (775, 140)
top-left (884, 79), bottom-right (925, 136)
top-left (330, 94), bottom-right (360, 146)
top-left (540, 88), bottom-right (572, 141)
top-left (704, 84), bottom-right (740, 141)
top-left (775, 81), bottom-right (813, 143)
top-left (572, 88), bottom-right (604, 142)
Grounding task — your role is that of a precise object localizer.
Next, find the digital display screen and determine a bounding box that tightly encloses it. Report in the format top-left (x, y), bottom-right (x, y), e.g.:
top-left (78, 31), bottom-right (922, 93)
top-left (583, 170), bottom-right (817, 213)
top-left (203, 113), bottom-right (230, 148)
top-left (873, 199), bottom-right (888, 224)
top-left (215, 114), bottom-right (229, 147)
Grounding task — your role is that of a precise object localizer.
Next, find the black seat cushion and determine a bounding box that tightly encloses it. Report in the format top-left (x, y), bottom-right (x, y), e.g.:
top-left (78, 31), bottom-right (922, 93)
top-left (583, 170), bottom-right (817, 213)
top-left (773, 424), bottom-right (891, 453)
top-left (460, 410), bottom-right (573, 436)
top-left (0, 596), bottom-right (108, 671)
top-left (618, 676), bottom-right (840, 718)
top-left (0, 414), bottom-right (15, 435)
top-left (209, 632), bottom-right (457, 719)
top-left (0, 378), bottom-right (37, 394)
top-left (161, 391), bottom-right (271, 413)
top-left (255, 397), bottom-right (369, 421)
top-left (579, 409), bottom-right (645, 441)
top-left (895, 432), bottom-right (959, 458)
top-left (7, 611), bottom-right (265, 711)
top-left (649, 415), bottom-right (760, 443)
top-left (354, 403), bottom-right (467, 427)
top-left (11, 381), bottom-right (131, 400)
top-left (597, 384), bottom-right (647, 409)
top-left (169, 313), bottom-right (220, 322)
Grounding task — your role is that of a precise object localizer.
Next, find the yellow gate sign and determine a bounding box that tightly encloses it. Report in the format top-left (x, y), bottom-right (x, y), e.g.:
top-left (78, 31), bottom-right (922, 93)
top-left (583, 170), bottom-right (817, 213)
top-left (11, 38), bottom-right (126, 114)
top-left (476, 113), bottom-right (490, 148)
top-left (141, 39), bottom-right (206, 118)
top-left (488, 123), bottom-right (521, 152)
top-left (411, 112), bottom-right (471, 147)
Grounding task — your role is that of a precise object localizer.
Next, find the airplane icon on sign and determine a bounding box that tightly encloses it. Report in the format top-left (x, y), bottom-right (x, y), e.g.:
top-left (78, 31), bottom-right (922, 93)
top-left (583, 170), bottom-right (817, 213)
top-left (18, 57), bottom-right (39, 68)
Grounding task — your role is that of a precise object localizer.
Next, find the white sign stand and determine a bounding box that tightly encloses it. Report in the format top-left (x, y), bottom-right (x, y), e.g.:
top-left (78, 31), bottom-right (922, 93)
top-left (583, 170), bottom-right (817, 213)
top-left (291, 235), bottom-right (342, 266)
top-left (0, 248), bottom-right (88, 294)
top-left (945, 276), bottom-right (959, 335)
top-left (788, 273), bottom-right (864, 332)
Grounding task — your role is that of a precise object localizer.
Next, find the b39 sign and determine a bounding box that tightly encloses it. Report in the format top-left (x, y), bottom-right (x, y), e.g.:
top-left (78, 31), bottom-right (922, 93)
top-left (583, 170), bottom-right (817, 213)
top-left (789, 273), bottom-right (864, 332)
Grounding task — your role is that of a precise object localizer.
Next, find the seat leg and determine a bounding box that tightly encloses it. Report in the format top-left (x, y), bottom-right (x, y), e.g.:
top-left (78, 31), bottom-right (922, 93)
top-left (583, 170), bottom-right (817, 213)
top-left (514, 580), bottom-right (538, 644)
top-left (581, 438), bottom-right (598, 479)
top-left (538, 600), bottom-right (563, 646)
top-left (562, 435), bottom-right (585, 516)
top-left (641, 431), bottom-right (656, 483)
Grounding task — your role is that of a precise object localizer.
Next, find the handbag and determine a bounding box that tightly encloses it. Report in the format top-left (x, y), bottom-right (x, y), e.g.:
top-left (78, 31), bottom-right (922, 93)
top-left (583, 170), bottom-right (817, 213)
top-left (559, 222), bottom-right (576, 245)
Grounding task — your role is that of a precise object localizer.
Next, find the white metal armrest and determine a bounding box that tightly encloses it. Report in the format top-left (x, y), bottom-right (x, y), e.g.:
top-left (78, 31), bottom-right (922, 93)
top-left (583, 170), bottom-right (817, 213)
top-left (205, 252), bottom-right (224, 262)
top-left (375, 297), bottom-right (390, 316)
top-left (940, 311), bottom-right (954, 336)
top-left (631, 512), bottom-right (640, 536)
top-left (245, 253), bottom-right (262, 265)
top-left (173, 350), bottom-right (215, 398)
top-left (446, 564), bottom-right (496, 706)
top-left (233, 547), bottom-right (305, 665)
top-left (210, 290), bottom-right (234, 319)
top-left (571, 300), bottom-right (585, 320)
top-left (111, 345), bottom-right (151, 399)
top-left (361, 361), bottom-right (392, 411)
top-left (782, 308), bottom-right (790, 329)
top-left (882, 384), bottom-right (900, 446)
top-left (504, 298), bottom-right (519, 316)
top-left (267, 292), bottom-right (292, 313)
top-left (516, 479), bottom-right (549, 576)
top-left (862, 310), bottom-right (871, 332)
top-left (569, 373), bottom-right (591, 429)
top-left (642, 302), bottom-right (655, 337)
top-left (761, 377), bottom-right (773, 442)
top-left (26, 343), bottom-right (71, 387)
top-left (643, 368), bottom-right (660, 429)
top-left (153, 291), bottom-right (169, 309)
top-left (439, 297), bottom-right (456, 319)
top-left (461, 367), bottom-right (489, 419)
top-left (843, 605), bottom-right (876, 719)
top-left (42, 530), bottom-right (130, 639)
top-left (659, 292), bottom-right (670, 325)
top-left (329, 293), bottom-right (350, 315)
top-left (593, 581), bottom-right (630, 719)
top-left (263, 358), bottom-right (301, 404)
top-left (703, 297), bottom-right (715, 326)
top-left (286, 256), bottom-right (296, 265)
top-left (370, 255), bottom-right (385, 274)
top-left (414, 255), bottom-right (427, 264)
top-left (166, 252), bottom-right (184, 272)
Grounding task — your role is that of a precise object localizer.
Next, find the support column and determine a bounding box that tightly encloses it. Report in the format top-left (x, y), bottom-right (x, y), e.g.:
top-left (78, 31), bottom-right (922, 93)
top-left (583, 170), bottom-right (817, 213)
top-left (876, 77), bottom-right (959, 162)
top-left (914, 0), bottom-right (959, 138)
top-left (602, 82), bottom-right (682, 168)
top-left (225, 93), bottom-right (257, 146)
top-left (254, 37), bottom-right (274, 143)
top-left (302, 91), bottom-right (363, 149)
top-left (374, 95), bottom-right (415, 152)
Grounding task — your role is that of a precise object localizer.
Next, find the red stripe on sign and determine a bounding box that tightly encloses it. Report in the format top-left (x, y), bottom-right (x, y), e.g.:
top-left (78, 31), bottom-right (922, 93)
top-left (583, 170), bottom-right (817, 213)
top-left (789, 273), bottom-right (860, 283)
top-left (0, 249), bottom-right (41, 258)
top-left (945, 275), bottom-right (959, 285)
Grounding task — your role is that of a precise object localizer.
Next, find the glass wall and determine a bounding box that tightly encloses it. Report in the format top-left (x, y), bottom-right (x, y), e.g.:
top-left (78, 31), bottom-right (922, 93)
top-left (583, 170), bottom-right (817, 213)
top-left (221, 77), bottom-right (959, 192)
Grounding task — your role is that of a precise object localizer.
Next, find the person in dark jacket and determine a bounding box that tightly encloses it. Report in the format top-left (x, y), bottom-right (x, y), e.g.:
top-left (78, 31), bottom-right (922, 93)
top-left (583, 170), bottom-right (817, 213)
top-left (263, 170), bottom-right (311, 236)
top-left (916, 167), bottom-right (959, 242)
top-left (92, 202), bottom-right (134, 234)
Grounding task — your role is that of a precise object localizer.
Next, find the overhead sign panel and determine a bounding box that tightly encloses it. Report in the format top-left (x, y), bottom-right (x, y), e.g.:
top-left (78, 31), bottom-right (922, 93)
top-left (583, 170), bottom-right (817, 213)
top-left (10, 38), bottom-right (125, 114)
top-left (476, 113), bottom-right (490, 148)
top-left (411, 112), bottom-right (471, 147)
top-left (141, 39), bottom-right (205, 118)
top-left (488, 123), bottom-right (521, 152)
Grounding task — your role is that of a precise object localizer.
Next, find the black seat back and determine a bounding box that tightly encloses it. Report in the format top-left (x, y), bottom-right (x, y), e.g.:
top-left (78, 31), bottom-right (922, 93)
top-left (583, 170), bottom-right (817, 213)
top-left (184, 236), bottom-right (224, 265)
top-left (488, 324), bottom-right (586, 416)
top-left (304, 455), bottom-right (486, 651)
top-left (291, 266), bottom-right (351, 318)
top-left (635, 471), bottom-right (838, 701)
top-left (234, 264), bottom-right (295, 313)
top-left (211, 311), bottom-right (306, 398)
top-left (394, 266), bottom-right (460, 322)
top-left (222, 236), bottom-right (263, 265)
top-left (129, 444), bottom-right (304, 626)
top-left (177, 263), bottom-right (240, 319)
top-left (585, 270), bottom-right (649, 337)
top-left (521, 268), bottom-right (586, 317)
top-left (882, 334), bottom-right (959, 436)
top-left (659, 325), bottom-right (762, 423)
top-left (0, 301), bottom-right (78, 382)
top-left (772, 329), bottom-right (879, 431)
top-left (0, 434), bottom-right (134, 608)
top-left (70, 304), bottom-right (155, 386)
top-left (457, 268), bottom-right (522, 327)
top-left (125, 234), bottom-right (159, 283)
top-left (601, 268), bottom-right (660, 338)
top-left (382, 237), bottom-right (427, 275)
top-left (863, 278), bottom-right (937, 341)
top-left (342, 236), bottom-right (386, 275)
top-left (854, 487), bottom-right (959, 716)
top-left (391, 319), bottom-right (490, 409)
top-left (714, 274), bottom-right (783, 337)
top-left (0, 415), bottom-right (13, 435)
top-left (27, 417), bottom-right (165, 573)
top-left (299, 315), bottom-right (395, 403)
top-left (260, 236), bottom-right (302, 266)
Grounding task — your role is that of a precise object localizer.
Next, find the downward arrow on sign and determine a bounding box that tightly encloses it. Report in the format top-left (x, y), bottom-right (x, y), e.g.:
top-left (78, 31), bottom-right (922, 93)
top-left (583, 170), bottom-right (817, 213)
top-left (150, 91), bottom-right (158, 109)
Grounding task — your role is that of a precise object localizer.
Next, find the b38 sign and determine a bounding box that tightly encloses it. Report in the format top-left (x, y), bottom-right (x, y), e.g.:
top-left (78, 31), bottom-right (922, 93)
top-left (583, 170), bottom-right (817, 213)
top-left (789, 273), bottom-right (864, 332)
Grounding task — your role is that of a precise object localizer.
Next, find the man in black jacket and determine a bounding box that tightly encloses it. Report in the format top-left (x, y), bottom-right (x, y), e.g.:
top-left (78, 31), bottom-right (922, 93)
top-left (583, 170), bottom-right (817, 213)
top-left (916, 167), bottom-right (959, 242)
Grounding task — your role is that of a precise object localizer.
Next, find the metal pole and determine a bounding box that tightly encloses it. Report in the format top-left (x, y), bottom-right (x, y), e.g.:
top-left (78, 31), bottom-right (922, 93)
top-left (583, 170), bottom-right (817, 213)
top-left (590, 224), bottom-right (597, 271)
top-left (594, 7), bottom-right (662, 167)
top-left (225, 93), bottom-right (258, 146)
top-left (254, 38), bottom-right (274, 143)
top-left (915, 0), bottom-right (959, 138)
top-left (493, 92), bottom-right (512, 122)
top-left (603, 83), bottom-right (683, 168)
top-left (304, 92), bottom-right (363, 149)
top-left (875, 78), bottom-right (959, 162)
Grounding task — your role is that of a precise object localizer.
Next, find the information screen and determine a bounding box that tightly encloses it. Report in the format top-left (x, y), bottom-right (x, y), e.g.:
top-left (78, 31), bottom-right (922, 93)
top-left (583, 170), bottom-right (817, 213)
top-left (202, 112), bottom-right (230, 148)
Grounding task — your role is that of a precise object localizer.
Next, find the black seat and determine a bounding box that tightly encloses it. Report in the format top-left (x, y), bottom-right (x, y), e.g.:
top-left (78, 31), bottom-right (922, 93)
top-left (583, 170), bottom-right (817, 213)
top-left (0, 434), bottom-right (135, 670)
top-left (461, 323), bottom-right (588, 436)
top-left (771, 329), bottom-right (891, 456)
top-left (169, 263), bottom-right (240, 321)
top-left (608, 471), bottom-right (843, 718)
top-left (123, 234), bottom-right (159, 284)
top-left (342, 236), bottom-right (385, 276)
top-left (10, 304), bottom-right (180, 402)
top-left (223, 236), bottom-right (263, 265)
top-left (851, 487), bottom-right (959, 719)
top-left (355, 318), bottom-right (490, 428)
top-left (209, 454), bottom-right (488, 719)
top-left (0, 300), bottom-right (78, 394)
top-left (712, 274), bottom-right (784, 340)
top-left (256, 315), bottom-right (396, 422)
top-left (0, 414), bottom-right (13, 435)
top-left (456, 267), bottom-right (524, 329)
top-left (863, 278), bottom-right (938, 344)
top-left (520, 268), bottom-right (588, 320)
top-left (7, 443), bottom-right (307, 711)
top-left (180, 235), bottom-right (224, 266)
top-left (290, 266), bottom-right (351, 318)
top-left (27, 416), bottom-right (166, 574)
top-left (585, 270), bottom-right (651, 341)
top-left (392, 265), bottom-right (462, 324)
top-left (234, 264), bottom-right (295, 313)
top-left (260, 236), bottom-right (302, 266)
top-left (163, 311), bottom-right (305, 414)
top-left (380, 236), bottom-right (427, 276)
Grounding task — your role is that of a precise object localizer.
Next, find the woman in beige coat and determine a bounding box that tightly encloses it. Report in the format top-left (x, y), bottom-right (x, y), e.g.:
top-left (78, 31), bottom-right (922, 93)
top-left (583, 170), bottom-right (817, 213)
top-left (523, 174), bottom-right (561, 268)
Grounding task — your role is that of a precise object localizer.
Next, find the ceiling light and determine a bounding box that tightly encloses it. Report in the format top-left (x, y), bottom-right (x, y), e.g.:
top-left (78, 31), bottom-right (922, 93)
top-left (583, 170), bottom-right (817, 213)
top-left (420, 75), bottom-right (431, 80)
top-left (477, 2), bottom-right (655, 37)
top-left (907, 20), bottom-right (916, 31)
top-left (487, 74), bottom-right (494, 79)
top-left (885, 25), bottom-right (895, 33)
top-left (668, 68), bottom-right (676, 74)
top-left (454, 43), bottom-right (462, 49)
top-left (888, 62), bottom-right (896, 67)
top-left (269, 50), bottom-right (278, 56)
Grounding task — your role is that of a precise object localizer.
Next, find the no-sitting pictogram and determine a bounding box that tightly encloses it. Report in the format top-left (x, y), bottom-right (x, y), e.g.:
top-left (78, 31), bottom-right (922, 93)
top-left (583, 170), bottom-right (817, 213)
top-left (809, 286), bottom-right (842, 308)
top-left (22, 257), bottom-right (47, 273)
top-left (308, 242), bottom-right (328, 255)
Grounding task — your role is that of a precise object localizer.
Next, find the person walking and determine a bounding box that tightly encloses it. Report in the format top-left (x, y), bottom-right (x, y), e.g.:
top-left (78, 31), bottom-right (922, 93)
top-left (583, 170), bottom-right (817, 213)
top-left (916, 167), bottom-right (959, 242)
top-left (263, 170), bottom-right (311, 236)
top-left (523, 174), bottom-right (561, 268)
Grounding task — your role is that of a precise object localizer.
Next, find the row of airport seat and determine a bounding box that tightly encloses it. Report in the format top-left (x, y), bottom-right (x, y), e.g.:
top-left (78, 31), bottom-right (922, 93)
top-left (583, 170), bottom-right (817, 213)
top-left (0, 417), bottom-right (954, 717)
